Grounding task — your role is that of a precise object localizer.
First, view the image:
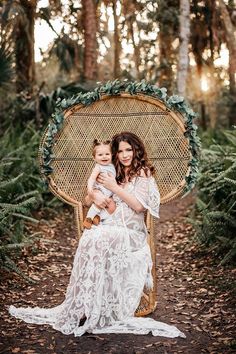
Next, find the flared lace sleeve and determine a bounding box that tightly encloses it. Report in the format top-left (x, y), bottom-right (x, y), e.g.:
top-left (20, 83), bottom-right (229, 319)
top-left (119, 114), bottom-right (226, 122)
top-left (134, 176), bottom-right (160, 218)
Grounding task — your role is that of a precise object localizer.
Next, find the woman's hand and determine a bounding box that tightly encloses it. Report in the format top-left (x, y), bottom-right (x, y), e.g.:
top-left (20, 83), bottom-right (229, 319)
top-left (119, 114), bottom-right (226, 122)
top-left (87, 189), bottom-right (110, 209)
top-left (97, 173), bottom-right (118, 193)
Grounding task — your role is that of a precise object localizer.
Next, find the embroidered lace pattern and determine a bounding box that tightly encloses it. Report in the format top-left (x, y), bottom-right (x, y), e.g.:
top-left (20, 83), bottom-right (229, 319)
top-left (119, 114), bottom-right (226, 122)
top-left (9, 176), bottom-right (186, 338)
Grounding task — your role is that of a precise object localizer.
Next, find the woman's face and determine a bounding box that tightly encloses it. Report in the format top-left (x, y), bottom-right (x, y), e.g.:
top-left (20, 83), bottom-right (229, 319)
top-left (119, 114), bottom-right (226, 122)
top-left (117, 141), bottom-right (134, 167)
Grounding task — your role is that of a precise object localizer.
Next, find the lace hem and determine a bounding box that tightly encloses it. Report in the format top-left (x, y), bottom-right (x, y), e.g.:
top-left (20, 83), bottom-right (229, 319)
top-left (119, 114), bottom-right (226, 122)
top-left (9, 305), bottom-right (186, 338)
top-left (92, 317), bottom-right (186, 338)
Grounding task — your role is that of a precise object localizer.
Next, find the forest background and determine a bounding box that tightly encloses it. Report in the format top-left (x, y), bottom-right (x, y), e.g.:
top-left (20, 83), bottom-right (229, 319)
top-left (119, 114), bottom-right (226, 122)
top-left (0, 0), bottom-right (235, 278)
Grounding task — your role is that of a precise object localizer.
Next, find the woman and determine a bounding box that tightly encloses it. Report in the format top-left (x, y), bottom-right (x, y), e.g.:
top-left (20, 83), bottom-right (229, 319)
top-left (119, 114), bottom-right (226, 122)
top-left (9, 132), bottom-right (186, 338)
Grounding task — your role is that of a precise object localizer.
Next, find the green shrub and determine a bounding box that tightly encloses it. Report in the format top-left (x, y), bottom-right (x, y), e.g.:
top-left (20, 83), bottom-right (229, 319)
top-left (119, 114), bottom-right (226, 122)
top-left (0, 123), bottom-right (62, 279)
top-left (0, 81), bottom-right (88, 132)
top-left (190, 129), bottom-right (236, 265)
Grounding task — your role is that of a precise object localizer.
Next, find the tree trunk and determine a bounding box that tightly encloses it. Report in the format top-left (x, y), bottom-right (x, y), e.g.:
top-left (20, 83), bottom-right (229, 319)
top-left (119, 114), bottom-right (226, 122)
top-left (218, 0), bottom-right (236, 70)
top-left (159, 31), bottom-right (174, 91)
top-left (15, 0), bottom-right (36, 93)
top-left (218, 0), bottom-right (236, 127)
top-left (201, 102), bottom-right (207, 131)
top-left (130, 21), bottom-right (141, 80)
top-left (157, 0), bottom-right (178, 92)
top-left (112, 0), bottom-right (121, 78)
top-left (177, 0), bottom-right (190, 96)
top-left (228, 48), bottom-right (236, 127)
top-left (82, 0), bottom-right (98, 82)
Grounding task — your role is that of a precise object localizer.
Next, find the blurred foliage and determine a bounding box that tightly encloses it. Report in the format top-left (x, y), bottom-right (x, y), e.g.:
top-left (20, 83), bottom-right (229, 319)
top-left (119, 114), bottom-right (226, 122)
top-left (0, 45), bottom-right (14, 88)
top-left (0, 81), bottom-right (89, 132)
top-left (189, 129), bottom-right (236, 265)
top-left (49, 33), bottom-right (83, 73)
top-left (0, 77), bottom-right (89, 277)
top-left (0, 123), bottom-right (63, 279)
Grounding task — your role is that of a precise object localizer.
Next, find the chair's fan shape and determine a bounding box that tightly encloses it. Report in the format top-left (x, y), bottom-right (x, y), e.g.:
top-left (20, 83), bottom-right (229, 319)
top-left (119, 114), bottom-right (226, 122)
top-left (39, 93), bottom-right (196, 204)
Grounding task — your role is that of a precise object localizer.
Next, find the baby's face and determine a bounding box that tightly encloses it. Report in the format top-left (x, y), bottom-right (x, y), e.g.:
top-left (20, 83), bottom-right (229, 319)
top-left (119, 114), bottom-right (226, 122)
top-left (94, 144), bottom-right (112, 165)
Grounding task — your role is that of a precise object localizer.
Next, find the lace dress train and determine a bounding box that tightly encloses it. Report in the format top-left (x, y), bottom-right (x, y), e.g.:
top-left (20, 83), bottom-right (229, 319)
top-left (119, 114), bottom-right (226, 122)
top-left (9, 177), bottom-right (186, 339)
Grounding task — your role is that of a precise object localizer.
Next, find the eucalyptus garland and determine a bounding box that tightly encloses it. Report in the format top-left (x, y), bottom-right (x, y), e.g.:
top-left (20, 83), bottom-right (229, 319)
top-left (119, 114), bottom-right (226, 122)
top-left (40, 79), bottom-right (201, 193)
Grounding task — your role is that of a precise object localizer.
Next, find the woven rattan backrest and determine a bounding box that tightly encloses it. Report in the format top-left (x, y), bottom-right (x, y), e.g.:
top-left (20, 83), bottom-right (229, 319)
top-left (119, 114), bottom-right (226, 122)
top-left (39, 93), bottom-right (191, 204)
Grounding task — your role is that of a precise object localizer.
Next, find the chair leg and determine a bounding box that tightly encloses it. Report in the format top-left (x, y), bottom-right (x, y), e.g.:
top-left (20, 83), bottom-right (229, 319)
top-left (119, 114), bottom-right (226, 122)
top-left (135, 213), bottom-right (157, 316)
top-left (74, 205), bottom-right (82, 239)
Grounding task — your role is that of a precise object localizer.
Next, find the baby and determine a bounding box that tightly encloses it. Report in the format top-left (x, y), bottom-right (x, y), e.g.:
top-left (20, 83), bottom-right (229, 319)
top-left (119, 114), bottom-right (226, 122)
top-left (83, 139), bottom-right (116, 229)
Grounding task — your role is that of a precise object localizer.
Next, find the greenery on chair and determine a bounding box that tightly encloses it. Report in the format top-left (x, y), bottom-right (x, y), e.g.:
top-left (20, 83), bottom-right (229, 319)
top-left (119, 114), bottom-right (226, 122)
top-left (41, 79), bottom-right (201, 194)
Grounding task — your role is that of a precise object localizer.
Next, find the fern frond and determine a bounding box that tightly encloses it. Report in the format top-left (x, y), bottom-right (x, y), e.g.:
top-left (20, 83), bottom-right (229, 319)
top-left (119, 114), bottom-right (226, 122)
top-left (224, 177), bottom-right (236, 187)
top-left (1, 255), bottom-right (36, 284)
top-left (212, 161), bottom-right (236, 183)
top-left (220, 245), bottom-right (236, 265)
top-left (3, 145), bottom-right (26, 158)
top-left (12, 213), bottom-right (39, 223)
top-left (0, 161), bottom-right (13, 169)
top-left (0, 173), bottom-right (24, 190)
top-left (0, 196), bottom-right (37, 211)
top-left (224, 131), bottom-right (236, 147)
top-left (0, 239), bottom-right (35, 251)
top-left (14, 190), bottom-right (39, 202)
top-left (195, 198), bottom-right (208, 212)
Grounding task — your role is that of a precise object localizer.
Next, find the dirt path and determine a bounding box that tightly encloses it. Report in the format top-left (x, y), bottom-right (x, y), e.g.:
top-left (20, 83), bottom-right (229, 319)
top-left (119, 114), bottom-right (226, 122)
top-left (0, 193), bottom-right (235, 354)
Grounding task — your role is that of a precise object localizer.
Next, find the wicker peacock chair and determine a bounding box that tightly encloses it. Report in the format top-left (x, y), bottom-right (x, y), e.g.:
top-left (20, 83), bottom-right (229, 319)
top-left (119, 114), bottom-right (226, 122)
top-left (38, 81), bottom-right (200, 317)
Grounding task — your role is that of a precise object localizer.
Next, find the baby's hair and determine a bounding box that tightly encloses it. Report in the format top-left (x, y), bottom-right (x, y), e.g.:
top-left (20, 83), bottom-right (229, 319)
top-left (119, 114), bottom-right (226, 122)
top-left (92, 139), bottom-right (111, 157)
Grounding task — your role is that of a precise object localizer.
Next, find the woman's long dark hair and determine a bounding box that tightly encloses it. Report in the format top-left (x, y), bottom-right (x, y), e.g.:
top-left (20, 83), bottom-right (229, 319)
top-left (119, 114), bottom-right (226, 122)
top-left (111, 132), bottom-right (155, 184)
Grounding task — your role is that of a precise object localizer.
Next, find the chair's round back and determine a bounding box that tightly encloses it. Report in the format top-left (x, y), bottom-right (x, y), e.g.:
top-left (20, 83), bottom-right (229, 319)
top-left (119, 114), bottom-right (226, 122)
top-left (39, 93), bottom-right (192, 204)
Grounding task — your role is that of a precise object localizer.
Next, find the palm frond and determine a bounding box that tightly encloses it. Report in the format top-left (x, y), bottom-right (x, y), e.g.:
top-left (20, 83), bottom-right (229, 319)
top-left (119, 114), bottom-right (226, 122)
top-left (0, 46), bottom-right (14, 87)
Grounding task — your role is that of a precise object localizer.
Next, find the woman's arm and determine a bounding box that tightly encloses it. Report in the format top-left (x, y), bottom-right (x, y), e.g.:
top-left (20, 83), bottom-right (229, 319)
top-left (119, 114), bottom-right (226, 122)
top-left (114, 186), bottom-right (145, 213)
top-left (97, 174), bottom-right (145, 213)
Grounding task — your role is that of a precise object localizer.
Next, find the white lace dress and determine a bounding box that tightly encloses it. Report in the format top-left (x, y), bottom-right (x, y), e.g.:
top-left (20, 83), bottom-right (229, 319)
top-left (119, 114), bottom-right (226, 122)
top-left (9, 176), bottom-right (186, 338)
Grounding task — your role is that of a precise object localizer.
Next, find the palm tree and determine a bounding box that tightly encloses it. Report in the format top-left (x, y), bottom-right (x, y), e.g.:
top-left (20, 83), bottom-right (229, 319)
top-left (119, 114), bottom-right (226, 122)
top-left (156, 0), bottom-right (179, 92)
top-left (112, 0), bottom-right (121, 78)
top-left (1, 0), bottom-right (36, 93)
top-left (218, 0), bottom-right (236, 127)
top-left (177, 0), bottom-right (190, 96)
top-left (81, 0), bottom-right (98, 81)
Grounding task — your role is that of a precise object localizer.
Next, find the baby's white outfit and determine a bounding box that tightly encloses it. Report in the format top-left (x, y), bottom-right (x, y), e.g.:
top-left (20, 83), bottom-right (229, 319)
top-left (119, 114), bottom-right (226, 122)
top-left (93, 164), bottom-right (116, 197)
top-left (87, 163), bottom-right (116, 221)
